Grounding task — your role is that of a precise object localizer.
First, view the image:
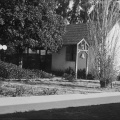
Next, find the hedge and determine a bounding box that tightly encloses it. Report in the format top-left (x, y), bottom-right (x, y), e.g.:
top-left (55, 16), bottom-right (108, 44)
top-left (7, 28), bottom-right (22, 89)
top-left (0, 60), bottom-right (53, 79)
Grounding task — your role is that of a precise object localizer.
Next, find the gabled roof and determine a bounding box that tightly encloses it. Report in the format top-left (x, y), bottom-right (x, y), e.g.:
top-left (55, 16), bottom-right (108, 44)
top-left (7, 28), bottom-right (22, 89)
top-left (63, 24), bottom-right (89, 45)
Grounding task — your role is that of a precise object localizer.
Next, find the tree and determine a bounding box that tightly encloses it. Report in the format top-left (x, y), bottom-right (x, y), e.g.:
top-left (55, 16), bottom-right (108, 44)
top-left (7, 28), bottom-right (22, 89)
top-left (88, 0), bottom-right (120, 87)
top-left (0, 0), bottom-right (66, 67)
top-left (55, 0), bottom-right (98, 24)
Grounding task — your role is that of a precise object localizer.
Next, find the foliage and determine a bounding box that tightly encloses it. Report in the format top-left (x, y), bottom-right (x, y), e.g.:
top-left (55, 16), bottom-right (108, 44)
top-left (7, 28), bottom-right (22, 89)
top-left (0, 85), bottom-right (58, 97)
top-left (0, 60), bottom-right (53, 79)
top-left (14, 85), bottom-right (26, 96)
top-left (0, 0), bottom-right (66, 56)
top-left (31, 69), bottom-right (53, 79)
top-left (51, 67), bottom-right (75, 81)
top-left (63, 67), bottom-right (75, 81)
top-left (42, 88), bottom-right (58, 95)
top-left (55, 0), bottom-right (96, 24)
top-left (63, 73), bottom-right (75, 82)
top-left (77, 69), bottom-right (95, 80)
top-left (88, 0), bottom-right (120, 87)
top-left (77, 69), bottom-right (86, 79)
top-left (116, 73), bottom-right (120, 81)
top-left (51, 69), bottom-right (64, 77)
top-left (52, 68), bottom-right (95, 80)
top-left (87, 73), bottom-right (95, 80)
top-left (65, 67), bottom-right (75, 76)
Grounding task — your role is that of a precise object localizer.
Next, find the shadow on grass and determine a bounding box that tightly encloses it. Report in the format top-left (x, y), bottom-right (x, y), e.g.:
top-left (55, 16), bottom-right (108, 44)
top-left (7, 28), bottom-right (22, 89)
top-left (0, 103), bottom-right (120, 120)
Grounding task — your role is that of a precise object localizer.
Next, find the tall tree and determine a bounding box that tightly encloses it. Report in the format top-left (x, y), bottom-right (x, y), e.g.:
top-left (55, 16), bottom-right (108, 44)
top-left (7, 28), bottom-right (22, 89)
top-left (55, 0), bottom-right (96, 24)
top-left (0, 0), bottom-right (66, 67)
top-left (88, 0), bottom-right (120, 87)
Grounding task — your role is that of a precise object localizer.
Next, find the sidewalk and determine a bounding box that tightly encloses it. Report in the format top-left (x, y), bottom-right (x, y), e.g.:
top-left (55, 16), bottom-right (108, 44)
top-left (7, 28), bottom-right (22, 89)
top-left (0, 92), bottom-right (120, 114)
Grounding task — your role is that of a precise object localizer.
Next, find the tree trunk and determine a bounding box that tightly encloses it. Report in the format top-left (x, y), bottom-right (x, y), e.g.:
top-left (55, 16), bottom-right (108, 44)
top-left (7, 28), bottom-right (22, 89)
top-left (17, 46), bottom-right (24, 68)
top-left (100, 79), bottom-right (110, 88)
top-left (100, 80), bottom-right (106, 88)
top-left (19, 55), bottom-right (23, 68)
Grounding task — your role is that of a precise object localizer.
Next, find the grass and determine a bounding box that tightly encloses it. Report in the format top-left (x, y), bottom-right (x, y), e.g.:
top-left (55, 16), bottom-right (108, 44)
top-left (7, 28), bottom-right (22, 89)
top-left (1, 78), bottom-right (120, 97)
top-left (0, 103), bottom-right (120, 119)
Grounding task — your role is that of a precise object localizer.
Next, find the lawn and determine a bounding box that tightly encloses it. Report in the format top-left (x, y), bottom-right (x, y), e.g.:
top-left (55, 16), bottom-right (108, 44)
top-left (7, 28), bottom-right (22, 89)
top-left (0, 103), bottom-right (120, 119)
top-left (1, 77), bottom-right (120, 97)
top-left (0, 79), bottom-right (100, 97)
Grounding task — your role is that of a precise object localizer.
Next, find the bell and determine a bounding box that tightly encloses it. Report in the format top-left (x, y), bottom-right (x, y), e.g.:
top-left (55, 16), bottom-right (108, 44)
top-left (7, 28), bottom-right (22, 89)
top-left (80, 53), bottom-right (85, 59)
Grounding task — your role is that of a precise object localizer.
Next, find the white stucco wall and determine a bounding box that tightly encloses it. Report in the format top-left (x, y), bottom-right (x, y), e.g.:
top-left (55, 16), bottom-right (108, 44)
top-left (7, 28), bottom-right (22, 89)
top-left (52, 46), bottom-right (75, 71)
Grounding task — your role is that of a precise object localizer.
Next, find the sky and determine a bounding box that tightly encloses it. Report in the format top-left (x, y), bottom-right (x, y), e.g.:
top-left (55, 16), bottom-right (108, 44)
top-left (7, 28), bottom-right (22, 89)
top-left (69, 0), bottom-right (74, 10)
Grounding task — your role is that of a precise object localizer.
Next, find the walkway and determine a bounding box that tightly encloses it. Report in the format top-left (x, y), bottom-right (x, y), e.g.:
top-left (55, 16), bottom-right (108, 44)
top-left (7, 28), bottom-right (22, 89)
top-left (0, 92), bottom-right (120, 114)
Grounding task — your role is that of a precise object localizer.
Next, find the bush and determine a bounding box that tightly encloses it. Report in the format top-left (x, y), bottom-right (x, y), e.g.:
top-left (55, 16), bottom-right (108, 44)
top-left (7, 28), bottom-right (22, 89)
top-left (51, 67), bottom-right (75, 81)
top-left (15, 86), bottom-right (26, 96)
top-left (0, 85), bottom-right (58, 97)
top-left (31, 69), bottom-right (53, 78)
top-left (77, 69), bottom-right (86, 79)
top-left (100, 79), bottom-right (110, 88)
top-left (51, 70), bottom-right (64, 77)
top-left (77, 69), bottom-right (95, 80)
top-left (63, 73), bottom-right (75, 81)
top-left (0, 61), bottom-right (53, 79)
top-left (65, 67), bottom-right (75, 76)
top-left (87, 73), bottom-right (95, 80)
top-left (63, 67), bottom-right (75, 81)
top-left (117, 74), bottom-right (120, 81)
top-left (52, 67), bottom-right (75, 78)
top-left (42, 88), bottom-right (58, 95)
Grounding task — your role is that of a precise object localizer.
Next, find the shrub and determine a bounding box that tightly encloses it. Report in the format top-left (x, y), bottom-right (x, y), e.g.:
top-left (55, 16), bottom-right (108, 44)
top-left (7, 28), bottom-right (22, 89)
top-left (0, 61), bottom-right (53, 79)
top-left (87, 73), bottom-right (95, 80)
top-left (1, 86), bottom-right (26, 97)
top-left (42, 88), bottom-right (58, 95)
top-left (63, 73), bottom-right (75, 81)
top-left (51, 70), bottom-right (64, 77)
top-left (100, 79), bottom-right (110, 88)
top-left (77, 69), bottom-right (86, 79)
top-left (51, 67), bottom-right (76, 81)
top-left (14, 86), bottom-right (26, 96)
top-left (65, 67), bottom-right (75, 76)
top-left (31, 69), bottom-right (53, 78)
top-left (63, 67), bottom-right (75, 81)
top-left (117, 74), bottom-right (120, 81)
top-left (52, 67), bottom-right (75, 77)
top-left (77, 69), bottom-right (95, 80)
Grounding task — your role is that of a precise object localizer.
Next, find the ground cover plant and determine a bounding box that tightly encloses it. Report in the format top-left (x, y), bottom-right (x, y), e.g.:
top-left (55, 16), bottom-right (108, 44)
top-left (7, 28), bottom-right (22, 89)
top-left (0, 83), bottom-right (58, 97)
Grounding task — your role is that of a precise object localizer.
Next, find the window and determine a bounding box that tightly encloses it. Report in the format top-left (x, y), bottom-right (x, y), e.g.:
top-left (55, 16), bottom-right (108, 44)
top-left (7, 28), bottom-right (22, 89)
top-left (66, 45), bottom-right (76, 61)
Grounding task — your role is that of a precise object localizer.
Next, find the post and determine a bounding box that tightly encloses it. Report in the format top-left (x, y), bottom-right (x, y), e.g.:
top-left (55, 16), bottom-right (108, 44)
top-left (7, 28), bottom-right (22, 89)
top-left (75, 43), bottom-right (78, 79)
top-left (86, 51), bottom-right (89, 79)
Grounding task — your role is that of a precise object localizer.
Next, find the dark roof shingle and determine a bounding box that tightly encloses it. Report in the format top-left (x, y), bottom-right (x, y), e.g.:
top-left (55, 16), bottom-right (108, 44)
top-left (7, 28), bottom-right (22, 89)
top-left (63, 24), bottom-right (89, 45)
